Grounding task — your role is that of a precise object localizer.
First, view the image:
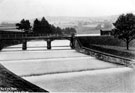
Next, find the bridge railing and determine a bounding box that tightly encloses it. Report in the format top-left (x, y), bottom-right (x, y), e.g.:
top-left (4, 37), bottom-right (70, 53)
top-left (0, 31), bottom-right (73, 50)
top-left (75, 37), bottom-right (135, 67)
top-left (0, 32), bottom-right (72, 40)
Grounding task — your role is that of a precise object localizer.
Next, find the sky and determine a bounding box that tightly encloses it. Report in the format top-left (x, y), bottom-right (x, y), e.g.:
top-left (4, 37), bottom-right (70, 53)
top-left (0, 0), bottom-right (135, 22)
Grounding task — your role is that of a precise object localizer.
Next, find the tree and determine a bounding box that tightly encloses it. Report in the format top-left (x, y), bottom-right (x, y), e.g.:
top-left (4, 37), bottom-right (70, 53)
top-left (16, 19), bottom-right (31, 33)
top-left (32, 17), bottom-right (76, 35)
top-left (33, 17), bottom-right (53, 34)
top-left (16, 19), bottom-right (25, 30)
top-left (113, 13), bottom-right (135, 50)
top-left (63, 27), bottom-right (76, 35)
top-left (25, 20), bottom-right (31, 30)
top-left (33, 18), bottom-right (41, 33)
top-left (40, 17), bottom-right (50, 34)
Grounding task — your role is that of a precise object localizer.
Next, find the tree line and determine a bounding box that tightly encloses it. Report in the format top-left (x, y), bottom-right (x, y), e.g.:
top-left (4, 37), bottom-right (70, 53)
top-left (16, 17), bottom-right (76, 35)
top-left (16, 13), bottom-right (135, 50)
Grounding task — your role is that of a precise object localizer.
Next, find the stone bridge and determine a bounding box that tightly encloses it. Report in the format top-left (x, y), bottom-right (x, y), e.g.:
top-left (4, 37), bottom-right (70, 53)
top-left (0, 31), bottom-right (75, 50)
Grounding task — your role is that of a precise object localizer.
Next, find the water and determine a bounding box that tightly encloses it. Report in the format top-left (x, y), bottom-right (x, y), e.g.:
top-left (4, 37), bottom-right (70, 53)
top-left (24, 67), bottom-right (135, 92)
top-left (0, 40), bottom-right (135, 92)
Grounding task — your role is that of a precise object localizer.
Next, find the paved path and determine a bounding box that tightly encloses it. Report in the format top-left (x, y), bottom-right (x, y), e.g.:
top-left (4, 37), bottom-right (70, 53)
top-left (0, 40), bottom-right (134, 92)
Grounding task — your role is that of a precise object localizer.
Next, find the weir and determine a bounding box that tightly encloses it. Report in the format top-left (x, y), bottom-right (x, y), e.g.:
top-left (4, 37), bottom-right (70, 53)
top-left (0, 40), bottom-right (134, 92)
top-left (0, 32), bottom-right (135, 92)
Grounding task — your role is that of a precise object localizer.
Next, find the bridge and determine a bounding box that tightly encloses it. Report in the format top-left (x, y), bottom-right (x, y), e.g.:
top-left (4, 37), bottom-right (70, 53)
top-left (0, 31), bottom-right (75, 50)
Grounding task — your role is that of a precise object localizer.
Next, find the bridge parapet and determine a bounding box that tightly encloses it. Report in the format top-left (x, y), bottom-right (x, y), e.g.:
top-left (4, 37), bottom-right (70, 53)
top-left (0, 30), bottom-right (75, 51)
top-left (0, 32), bottom-right (72, 40)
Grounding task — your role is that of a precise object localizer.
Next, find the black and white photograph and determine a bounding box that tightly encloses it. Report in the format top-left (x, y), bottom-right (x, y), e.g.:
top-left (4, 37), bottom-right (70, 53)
top-left (0, 0), bottom-right (135, 92)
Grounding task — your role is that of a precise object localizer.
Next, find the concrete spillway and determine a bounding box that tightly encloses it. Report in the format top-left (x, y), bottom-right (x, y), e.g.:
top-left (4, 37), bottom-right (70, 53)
top-left (0, 40), bottom-right (134, 92)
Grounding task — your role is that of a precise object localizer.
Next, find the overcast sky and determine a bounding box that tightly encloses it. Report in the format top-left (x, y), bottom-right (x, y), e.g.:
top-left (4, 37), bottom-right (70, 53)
top-left (0, 0), bottom-right (135, 22)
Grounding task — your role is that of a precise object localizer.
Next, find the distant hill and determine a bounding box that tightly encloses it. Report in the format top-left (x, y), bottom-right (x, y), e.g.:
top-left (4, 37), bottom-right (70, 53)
top-left (0, 15), bottom-right (119, 34)
top-left (0, 22), bottom-right (16, 27)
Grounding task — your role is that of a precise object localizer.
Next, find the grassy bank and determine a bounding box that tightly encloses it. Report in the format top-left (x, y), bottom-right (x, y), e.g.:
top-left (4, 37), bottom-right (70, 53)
top-left (78, 36), bottom-right (135, 59)
top-left (0, 63), bottom-right (47, 92)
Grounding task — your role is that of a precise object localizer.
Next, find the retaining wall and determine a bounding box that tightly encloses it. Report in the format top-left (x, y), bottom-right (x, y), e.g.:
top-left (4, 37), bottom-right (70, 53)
top-left (75, 38), bottom-right (135, 67)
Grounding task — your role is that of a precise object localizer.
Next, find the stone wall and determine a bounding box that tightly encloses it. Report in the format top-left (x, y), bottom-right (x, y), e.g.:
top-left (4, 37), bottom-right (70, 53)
top-left (75, 39), bottom-right (134, 68)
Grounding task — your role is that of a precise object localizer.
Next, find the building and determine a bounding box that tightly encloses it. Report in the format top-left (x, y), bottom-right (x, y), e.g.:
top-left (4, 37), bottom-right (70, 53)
top-left (100, 29), bottom-right (112, 36)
